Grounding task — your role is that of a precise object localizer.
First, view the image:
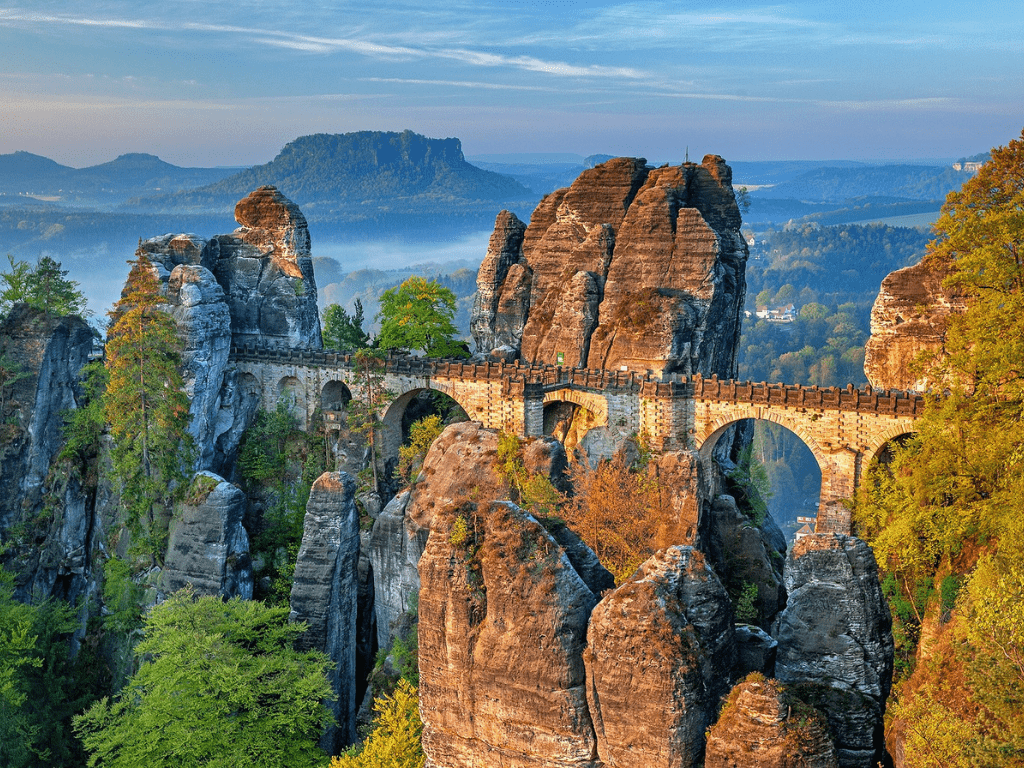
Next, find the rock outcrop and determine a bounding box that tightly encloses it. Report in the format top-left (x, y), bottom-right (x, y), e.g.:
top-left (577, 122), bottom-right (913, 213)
top-left (135, 186), bottom-right (322, 472)
top-left (584, 546), bottom-right (735, 767)
top-left (418, 500), bottom-right (603, 768)
top-left (774, 534), bottom-right (894, 768)
top-left (289, 472), bottom-right (362, 752)
top-left (213, 185), bottom-right (322, 349)
top-left (163, 263), bottom-right (234, 470)
top-left (863, 256), bottom-right (964, 391)
top-left (472, 156), bottom-right (748, 378)
top-left (368, 421), bottom-right (571, 649)
top-left (0, 304), bottom-right (95, 600)
top-left (161, 471), bottom-right (253, 599)
top-left (705, 676), bottom-right (839, 768)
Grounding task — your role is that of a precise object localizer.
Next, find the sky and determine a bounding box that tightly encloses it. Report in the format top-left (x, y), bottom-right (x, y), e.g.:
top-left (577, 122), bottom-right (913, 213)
top-left (1, 0), bottom-right (1022, 168)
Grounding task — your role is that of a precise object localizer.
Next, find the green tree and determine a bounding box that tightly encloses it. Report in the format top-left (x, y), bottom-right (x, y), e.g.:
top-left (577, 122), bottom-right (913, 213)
top-left (854, 129), bottom-right (1024, 766)
top-left (377, 277), bottom-right (467, 358)
top-left (0, 254), bottom-right (87, 317)
top-left (323, 300), bottom-right (370, 350)
top-left (104, 250), bottom-right (195, 559)
top-left (397, 414), bottom-right (444, 485)
top-left (348, 348), bottom-right (392, 496)
top-left (74, 588), bottom-right (334, 768)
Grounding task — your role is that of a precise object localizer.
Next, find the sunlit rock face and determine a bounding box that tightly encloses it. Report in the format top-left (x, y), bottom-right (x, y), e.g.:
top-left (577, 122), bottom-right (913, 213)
top-left (212, 185), bottom-right (323, 349)
top-left (584, 545), bottom-right (735, 768)
top-left (418, 499), bottom-right (606, 768)
top-left (472, 156), bottom-right (748, 377)
top-left (863, 256), bottom-right (965, 392)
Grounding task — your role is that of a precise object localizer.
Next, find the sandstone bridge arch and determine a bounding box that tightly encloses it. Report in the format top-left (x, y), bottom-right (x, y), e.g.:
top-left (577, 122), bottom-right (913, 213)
top-left (229, 345), bottom-right (925, 534)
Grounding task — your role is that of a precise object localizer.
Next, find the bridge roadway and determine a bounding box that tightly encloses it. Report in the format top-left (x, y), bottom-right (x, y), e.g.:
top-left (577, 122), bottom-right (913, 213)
top-left (230, 344), bottom-right (924, 534)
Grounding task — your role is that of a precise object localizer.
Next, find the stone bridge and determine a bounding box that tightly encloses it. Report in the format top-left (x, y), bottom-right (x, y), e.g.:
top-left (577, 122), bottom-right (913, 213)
top-left (230, 344), bottom-right (924, 534)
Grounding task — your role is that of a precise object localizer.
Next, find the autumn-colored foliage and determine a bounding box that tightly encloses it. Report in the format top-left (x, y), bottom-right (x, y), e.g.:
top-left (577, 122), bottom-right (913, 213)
top-left (104, 250), bottom-right (194, 558)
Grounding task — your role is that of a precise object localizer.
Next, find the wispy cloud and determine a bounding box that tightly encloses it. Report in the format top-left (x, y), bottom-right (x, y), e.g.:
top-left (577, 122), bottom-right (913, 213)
top-left (362, 77), bottom-right (561, 93)
top-left (0, 9), bottom-right (649, 80)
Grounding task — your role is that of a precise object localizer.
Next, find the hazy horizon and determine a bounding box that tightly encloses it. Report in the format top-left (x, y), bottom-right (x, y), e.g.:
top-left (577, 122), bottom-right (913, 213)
top-left (1, 1), bottom-right (1020, 168)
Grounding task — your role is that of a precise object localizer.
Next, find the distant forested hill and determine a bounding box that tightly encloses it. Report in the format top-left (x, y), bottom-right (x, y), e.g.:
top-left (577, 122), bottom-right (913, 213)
top-left (128, 131), bottom-right (537, 223)
top-left (0, 151), bottom-right (236, 208)
top-left (753, 164), bottom-right (972, 202)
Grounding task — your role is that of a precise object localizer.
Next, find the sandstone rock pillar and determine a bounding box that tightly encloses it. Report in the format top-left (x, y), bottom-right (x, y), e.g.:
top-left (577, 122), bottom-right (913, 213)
top-left (774, 534), bottom-right (894, 768)
top-left (289, 472), bottom-right (361, 752)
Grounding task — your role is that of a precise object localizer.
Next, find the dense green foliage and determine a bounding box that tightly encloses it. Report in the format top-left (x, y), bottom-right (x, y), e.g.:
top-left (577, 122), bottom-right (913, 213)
top-left (104, 251), bottom-right (195, 559)
top-left (74, 589), bottom-right (334, 768)
top-left (376, 277), bottom-right (467, 358)
top-left (323, 299), bottom-right (370, 350)
top-left (738, 302), bottom-right (867, 387)
top-left (397, 414), bottom-right (444, 485)
top-left (0, 253), bottom-right (88, 317)
top-left (238, 401), bottom-right (328, 604)
top-left (854, 130), bottom-right (1024, 766)
top-left (0, 565), bottom-right (104, 768)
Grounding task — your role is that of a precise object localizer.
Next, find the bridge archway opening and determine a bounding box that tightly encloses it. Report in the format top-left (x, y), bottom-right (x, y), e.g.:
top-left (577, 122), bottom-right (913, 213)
top-left (321, 380), bottom-right (352, 411)
top-left (379, 386), bottom-right (471, 490)
top-left (543, 401), bottom-right (601, 455)
top-left (702, 418), bottom-right (823, 544)
top-left (277, 376), bottom-right (306, 427)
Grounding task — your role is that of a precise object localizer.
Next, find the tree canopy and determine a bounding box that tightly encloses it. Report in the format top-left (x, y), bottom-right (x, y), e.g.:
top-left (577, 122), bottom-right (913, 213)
top-left (0, 254), bottom-right (88, 318)
top-left (74, 589), bottom-right (334, 768)
top-left (322, 299), bottom-right (370, 350)
top-left (855, 128), bottom-right (1024, 766)
top-left (376, 277), bottom-right (467, 358)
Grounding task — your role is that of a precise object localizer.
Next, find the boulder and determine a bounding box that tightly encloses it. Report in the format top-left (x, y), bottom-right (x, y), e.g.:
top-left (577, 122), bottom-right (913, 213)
top-left (705, 676), bottom-right (839, 768)
top-left (289, 472), bottom-right (362, 751)
top-left (774, 534), bottom-right (894, 768)
top-left (863, 256), bottom-right (964, 391)
top-left (584, 546), bottom-right (735, 767)
top-left (212, 185), bottom-right (323, 348)
top-left (161, 471), bottom-right (253, 599)
top-left (472, 156), bottom-right (748, 378)
top-left (733, 625), bottom-right (778, 678)
top-left (419, 500), bottom-right (601, 768)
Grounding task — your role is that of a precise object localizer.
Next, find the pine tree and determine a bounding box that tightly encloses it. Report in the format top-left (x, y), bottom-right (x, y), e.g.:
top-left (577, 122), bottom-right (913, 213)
top-left (104, 250), bottom-right (194, 559)
top-left (0, 254), bottom-right (87, 317)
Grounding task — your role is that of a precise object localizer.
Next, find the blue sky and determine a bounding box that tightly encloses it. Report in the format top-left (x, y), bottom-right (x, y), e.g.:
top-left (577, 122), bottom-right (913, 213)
top-left (1, 0), bottom-right (1021, 167)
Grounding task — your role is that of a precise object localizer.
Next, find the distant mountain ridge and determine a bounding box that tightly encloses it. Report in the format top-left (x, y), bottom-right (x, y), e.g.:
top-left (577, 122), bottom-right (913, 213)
top-left (126, 130), bottom-right (536, 219)
top-left (753, 164), bottom-right (973, 202)
top-left (0, 151), bottom-right (236, 207)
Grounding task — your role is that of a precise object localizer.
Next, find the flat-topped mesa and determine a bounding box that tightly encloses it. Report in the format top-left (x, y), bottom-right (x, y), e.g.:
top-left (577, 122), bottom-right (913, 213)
top-left (471, 155), bottom-right (748, 378)
top-left (213, 185), bottom-right (323, 349)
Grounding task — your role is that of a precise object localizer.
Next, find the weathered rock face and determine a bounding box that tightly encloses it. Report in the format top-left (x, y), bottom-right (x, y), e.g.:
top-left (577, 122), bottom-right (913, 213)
top-left (289, 472), bottom-right (362, 752)
top-left (472, 156), bottom-right (748, 377)
top-left (161, 471), bottom-right (253, 599)
top-left (0, 304), bottom-right (95, 599)
top-left (710, 494), bottom-right (786, 628)
top-left (213, 185), bottom-right (322, 349)
top-left (863, 256), bottom-right (965, 391)
top-left (705, 677), bottom-right (839, 768)
top-left (774, 534), bottom-right (894, 768)
top-left (368, 421), bottom-right (571, 649)
top-left (419, 500), bottom-right (602, 768)
top-left (163, 264), bottom-right (234, 470)
top-left (584, 545), bottom-right (735, 767)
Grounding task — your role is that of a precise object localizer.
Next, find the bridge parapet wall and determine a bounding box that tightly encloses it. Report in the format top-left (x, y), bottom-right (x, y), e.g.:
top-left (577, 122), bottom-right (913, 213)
top-left (229, 345), bottom-right (926, 535)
